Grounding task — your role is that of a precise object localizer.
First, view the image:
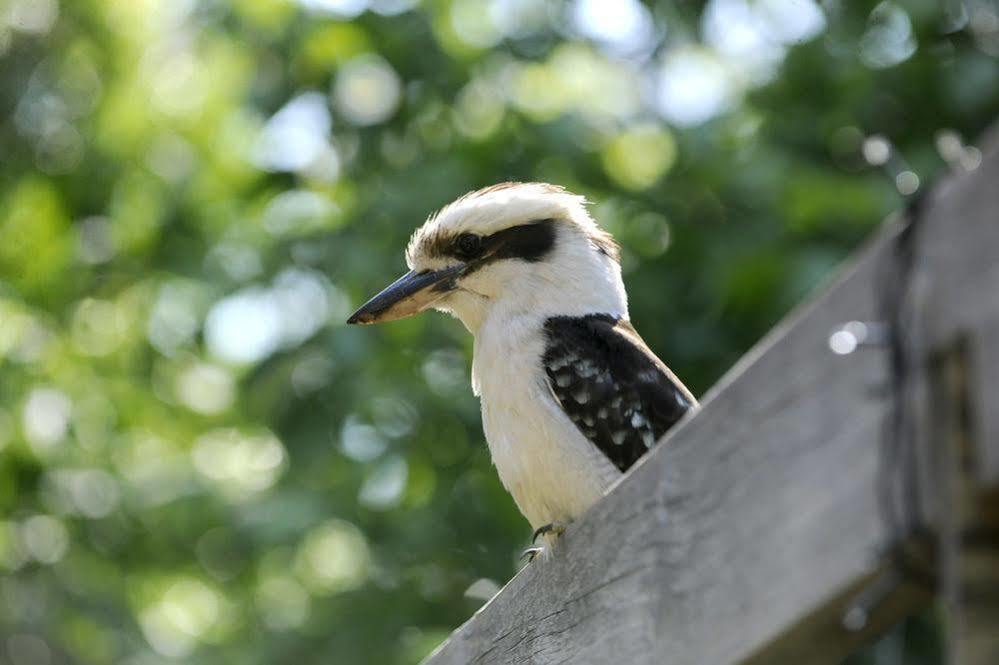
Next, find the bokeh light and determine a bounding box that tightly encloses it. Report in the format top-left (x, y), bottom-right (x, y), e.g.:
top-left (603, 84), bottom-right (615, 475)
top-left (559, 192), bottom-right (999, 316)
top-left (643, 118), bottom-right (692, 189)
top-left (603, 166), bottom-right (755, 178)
top-left (333, 54), bottom-right (402, 126)
top-left (191, 428), bottom-right (287, 498)
top-left (22, 387), bottom-right (71, 454)
top-left (295, 520), bottom-right (371, 594)
top-left (656, 47), bottom-right (734, 127)
top-left (139, 578), bottom-right (226, 658)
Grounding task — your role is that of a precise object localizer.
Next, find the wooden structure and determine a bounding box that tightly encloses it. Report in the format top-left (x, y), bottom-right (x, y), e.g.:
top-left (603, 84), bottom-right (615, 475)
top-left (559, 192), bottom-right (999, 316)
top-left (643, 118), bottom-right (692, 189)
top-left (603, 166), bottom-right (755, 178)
top-left (423, 126), bottom-right (999, 665)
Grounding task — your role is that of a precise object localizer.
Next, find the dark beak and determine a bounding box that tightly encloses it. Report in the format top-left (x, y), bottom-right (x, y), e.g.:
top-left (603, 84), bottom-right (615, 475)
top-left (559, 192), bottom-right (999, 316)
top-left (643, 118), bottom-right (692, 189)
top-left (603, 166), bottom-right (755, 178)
top-left (347, 265), bottom-right (464, 325)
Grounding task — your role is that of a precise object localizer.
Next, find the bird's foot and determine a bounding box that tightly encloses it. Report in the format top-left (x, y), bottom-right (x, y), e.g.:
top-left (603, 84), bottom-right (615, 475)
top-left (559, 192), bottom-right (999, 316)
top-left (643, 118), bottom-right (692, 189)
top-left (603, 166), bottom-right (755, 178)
top-left (521, 546), bottom-right (544, 563)
top-left (531, 522), bottom-right (567, 544)
top-left (521, 522), bottom-right (570, 564)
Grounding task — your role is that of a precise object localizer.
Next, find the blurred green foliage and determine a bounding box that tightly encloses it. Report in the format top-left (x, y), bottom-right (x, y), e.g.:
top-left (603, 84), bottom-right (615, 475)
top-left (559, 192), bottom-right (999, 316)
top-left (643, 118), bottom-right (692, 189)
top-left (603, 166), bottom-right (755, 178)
top-left (0, 0), bottom-right (996, 663)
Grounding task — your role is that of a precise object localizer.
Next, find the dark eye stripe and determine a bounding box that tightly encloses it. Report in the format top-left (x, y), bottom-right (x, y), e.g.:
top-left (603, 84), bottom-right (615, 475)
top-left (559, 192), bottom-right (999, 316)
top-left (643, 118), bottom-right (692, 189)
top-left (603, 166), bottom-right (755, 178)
top-left (485, 219), bottom-right (556, 263)
top-left (426, 219), bottom-right (558, 266)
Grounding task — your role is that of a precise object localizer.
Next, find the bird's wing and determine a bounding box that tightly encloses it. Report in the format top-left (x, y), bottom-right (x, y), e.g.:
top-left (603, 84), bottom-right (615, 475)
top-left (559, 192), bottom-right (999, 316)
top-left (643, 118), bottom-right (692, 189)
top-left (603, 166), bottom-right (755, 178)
top-left (541, 314), bottom-right (696, 472)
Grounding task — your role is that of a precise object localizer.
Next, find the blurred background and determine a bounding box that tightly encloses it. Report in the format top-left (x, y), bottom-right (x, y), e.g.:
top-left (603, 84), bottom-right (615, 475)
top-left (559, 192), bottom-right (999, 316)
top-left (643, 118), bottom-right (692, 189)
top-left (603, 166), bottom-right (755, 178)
top-left (0, 0), bottom-right (996, 663)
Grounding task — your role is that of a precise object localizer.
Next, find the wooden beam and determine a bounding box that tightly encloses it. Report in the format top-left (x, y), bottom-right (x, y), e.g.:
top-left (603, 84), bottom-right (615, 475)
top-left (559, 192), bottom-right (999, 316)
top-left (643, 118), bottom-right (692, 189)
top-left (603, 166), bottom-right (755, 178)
top-left (904, 127), bottom-right (999, 665)
top-left (930, 341), bottom-right (999, 665)
top-left (423, 128), bottom-right (999, 665)
top-left (957, 487), bottom-right (999, 664)
top-left (915, 124), bottom-right (999, 485)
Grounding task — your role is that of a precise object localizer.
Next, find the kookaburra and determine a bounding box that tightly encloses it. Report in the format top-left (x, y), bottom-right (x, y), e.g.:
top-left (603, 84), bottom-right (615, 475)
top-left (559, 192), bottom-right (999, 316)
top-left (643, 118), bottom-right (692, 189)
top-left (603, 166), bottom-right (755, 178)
top-left (348, 183), bottom-right (697, 555)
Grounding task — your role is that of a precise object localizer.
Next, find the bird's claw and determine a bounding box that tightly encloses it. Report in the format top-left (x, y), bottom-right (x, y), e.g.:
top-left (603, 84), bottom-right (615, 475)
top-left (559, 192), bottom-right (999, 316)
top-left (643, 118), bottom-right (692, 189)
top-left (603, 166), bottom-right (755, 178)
top-left (531, 522), bottom-right (567, 544)
top-left (521, 546), bottom-right (544, 563)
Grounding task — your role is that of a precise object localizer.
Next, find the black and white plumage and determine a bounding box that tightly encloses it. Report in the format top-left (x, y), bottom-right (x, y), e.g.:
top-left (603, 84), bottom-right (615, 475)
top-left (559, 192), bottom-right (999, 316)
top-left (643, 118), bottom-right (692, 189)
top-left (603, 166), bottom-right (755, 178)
top-left (543, 314), bottom-right (694, 473)
top-left (348, 182), bottom-right (697, 553)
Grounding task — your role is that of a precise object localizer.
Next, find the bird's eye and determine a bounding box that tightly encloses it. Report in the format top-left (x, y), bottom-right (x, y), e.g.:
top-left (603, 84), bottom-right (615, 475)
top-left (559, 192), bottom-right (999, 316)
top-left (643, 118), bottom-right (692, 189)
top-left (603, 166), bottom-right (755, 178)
top-left (454, 233), bottom-right (482, 259)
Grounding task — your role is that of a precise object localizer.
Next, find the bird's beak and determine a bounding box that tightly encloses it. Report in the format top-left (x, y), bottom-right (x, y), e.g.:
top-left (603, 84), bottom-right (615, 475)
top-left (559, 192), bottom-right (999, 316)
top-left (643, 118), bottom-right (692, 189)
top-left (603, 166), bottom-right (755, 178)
top-left (347, 265), bottom-right (464, 325)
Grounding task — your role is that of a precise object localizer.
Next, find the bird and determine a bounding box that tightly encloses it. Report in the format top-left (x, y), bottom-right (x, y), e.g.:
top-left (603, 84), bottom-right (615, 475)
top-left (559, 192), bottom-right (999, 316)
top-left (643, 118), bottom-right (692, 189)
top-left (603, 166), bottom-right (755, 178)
top-left (347, 182), bottom-right (697, 557)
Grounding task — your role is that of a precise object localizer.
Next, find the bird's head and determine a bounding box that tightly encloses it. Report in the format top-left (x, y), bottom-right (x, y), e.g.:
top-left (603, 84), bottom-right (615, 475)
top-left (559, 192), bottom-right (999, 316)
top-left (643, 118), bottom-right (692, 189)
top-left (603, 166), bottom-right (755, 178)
top-left (347, 182), bottom-right (628, 334)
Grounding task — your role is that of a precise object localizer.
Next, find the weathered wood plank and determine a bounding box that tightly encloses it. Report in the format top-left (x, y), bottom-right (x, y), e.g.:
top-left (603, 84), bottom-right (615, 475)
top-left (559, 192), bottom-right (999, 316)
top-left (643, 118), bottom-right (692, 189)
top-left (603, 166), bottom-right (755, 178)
top-left (914, 128), bottom-right (999, 485)
top-left (959, 488), bottom-right (999, 665)
top-left (929, 341), bottom-right (999, 665)
top-left (424, 129), bottom-right (999, 665)
top-left (969, 327), bottom-right (999, 484)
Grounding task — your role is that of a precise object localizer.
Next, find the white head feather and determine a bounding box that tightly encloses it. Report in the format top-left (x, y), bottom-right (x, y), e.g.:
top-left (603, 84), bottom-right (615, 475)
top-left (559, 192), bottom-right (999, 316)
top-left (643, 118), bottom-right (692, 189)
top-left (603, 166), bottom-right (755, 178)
top-left (405, 182), bottom-right (629, 335)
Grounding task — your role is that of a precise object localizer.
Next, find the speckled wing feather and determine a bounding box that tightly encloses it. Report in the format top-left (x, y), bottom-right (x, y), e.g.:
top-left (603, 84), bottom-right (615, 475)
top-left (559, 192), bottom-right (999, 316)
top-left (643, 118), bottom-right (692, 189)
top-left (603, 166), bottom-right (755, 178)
top-left (542, 314), bottom-right (696, 472)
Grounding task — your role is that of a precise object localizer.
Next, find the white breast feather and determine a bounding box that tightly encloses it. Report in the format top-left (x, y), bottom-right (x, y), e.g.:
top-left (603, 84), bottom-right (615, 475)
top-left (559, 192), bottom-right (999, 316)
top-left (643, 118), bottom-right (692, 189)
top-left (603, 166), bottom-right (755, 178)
top-left (472, 312), bottom-right (621, 530)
